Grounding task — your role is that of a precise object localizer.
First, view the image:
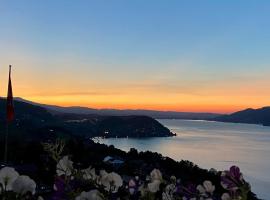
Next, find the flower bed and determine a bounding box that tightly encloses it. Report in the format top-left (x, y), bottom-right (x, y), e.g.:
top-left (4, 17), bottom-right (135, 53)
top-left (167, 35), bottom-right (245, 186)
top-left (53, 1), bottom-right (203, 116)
top-left (0, 140), bottom-right (258, 200)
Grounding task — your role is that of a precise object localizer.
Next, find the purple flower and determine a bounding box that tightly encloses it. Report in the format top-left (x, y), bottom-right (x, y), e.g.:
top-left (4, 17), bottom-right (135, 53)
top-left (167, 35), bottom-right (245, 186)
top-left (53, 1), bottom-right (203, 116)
top-left (128, 179), bottom-right (138, 195)
top-left (179, 183), bottom-right (198, 199)
top-left (221, 166), bottom-right (245, 191)
top-left (221, 165), bottom-right (250, 199)
top-left (221, 172), bottom-right (238, 191)
top-left (229, 166), bottom-right (242, 181)
top-left (52, 176), bottom-right (66, 200)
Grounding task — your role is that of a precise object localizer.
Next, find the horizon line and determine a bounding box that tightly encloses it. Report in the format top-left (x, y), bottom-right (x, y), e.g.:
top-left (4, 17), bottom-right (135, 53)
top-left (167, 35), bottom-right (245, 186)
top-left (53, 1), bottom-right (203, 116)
top-left (2, 96), bottom-right (264, 115)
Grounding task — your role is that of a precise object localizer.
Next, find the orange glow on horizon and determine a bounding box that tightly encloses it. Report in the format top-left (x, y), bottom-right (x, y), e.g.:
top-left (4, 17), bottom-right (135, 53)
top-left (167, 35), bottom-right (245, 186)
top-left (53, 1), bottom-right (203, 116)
top-left (1, 62), bottom-right (270, 115)
top-left (22, 94), bottom-right (266, 114)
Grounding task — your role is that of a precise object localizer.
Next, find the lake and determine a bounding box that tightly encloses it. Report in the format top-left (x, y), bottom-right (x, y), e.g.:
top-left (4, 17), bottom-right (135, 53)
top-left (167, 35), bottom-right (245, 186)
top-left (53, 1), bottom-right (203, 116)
top-left (96, 119), bottom-right (270, 200)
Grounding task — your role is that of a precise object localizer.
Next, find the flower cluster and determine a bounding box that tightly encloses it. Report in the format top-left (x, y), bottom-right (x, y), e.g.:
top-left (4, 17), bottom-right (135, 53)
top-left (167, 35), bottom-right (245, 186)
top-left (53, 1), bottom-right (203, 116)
top-left (0, 139), bottom-right (253, 200)
top-left (220, 166), bottom-right (251, 200)
top-left (53, 155), bottom-right (124, 199)
top-left (0, 156), bottom-right (252, 200)
top-left (0, 167), bottom-right (39, 200)
top-left (51, 154), bottom-right (252, 200)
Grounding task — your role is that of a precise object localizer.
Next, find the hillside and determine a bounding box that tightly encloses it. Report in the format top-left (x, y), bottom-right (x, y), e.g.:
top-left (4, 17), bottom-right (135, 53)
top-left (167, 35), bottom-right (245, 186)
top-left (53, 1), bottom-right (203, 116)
top-left (0, 98), bottom-right (173, 141)
top-left (214, 107), bottom-right (270, 126)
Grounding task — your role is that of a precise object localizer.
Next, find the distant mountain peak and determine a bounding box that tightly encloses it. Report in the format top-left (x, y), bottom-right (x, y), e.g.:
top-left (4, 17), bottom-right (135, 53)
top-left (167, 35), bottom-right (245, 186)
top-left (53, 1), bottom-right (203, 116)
top-left (214, 106), bottom-right (270, 126)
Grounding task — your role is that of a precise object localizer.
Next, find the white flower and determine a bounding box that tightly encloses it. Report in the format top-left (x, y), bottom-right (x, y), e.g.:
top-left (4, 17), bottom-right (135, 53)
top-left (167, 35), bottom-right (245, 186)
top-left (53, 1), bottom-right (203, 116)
top-left (148, 179), bottom-right (161, 193)
top-left (100, 170), bottom-right (123, 192)
top-left (196, 184), bottom-right (206, 194)
top-left (82, 166), bottom-right (96, 180)
top-left (12, 175), bottom-right (36, 195)
top-left (147, 169), bottom-right (163, 193)
top-left (165, 184), bottom-right (175, 194)
top-left (56, 156), bottom-right (73, 176)
top-left (75, 189), bottom-right (104, 200)
top-left (107, 172), bottom-right (123, 192)
top-left (196, 181), bottom-right (215, 200)
top-left (197, 180), bottom-right (215, 196)
top-left (97, 170), bottom-right (105, 184)
top-left (221, 193), bottom-right (231, 200)
top-left (162, 184), bottom-right (176, 200)
top-left (203, 180), bottom-right (215, 194)
top-left (150, 169), bottom-right (162, 181)
top-left (0, 167), bottom-right (19, 191)
top-left (162, 192), bottom-right (172, 200)
top-left (99, 170), bottom-right (108, 185)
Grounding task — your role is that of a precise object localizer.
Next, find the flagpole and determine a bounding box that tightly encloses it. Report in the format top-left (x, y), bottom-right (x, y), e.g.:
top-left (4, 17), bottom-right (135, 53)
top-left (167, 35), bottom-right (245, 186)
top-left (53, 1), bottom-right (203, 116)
top-left (4, 65), bottom-right (13, 164)
top-left (4, 122), bottom-right (9, 163)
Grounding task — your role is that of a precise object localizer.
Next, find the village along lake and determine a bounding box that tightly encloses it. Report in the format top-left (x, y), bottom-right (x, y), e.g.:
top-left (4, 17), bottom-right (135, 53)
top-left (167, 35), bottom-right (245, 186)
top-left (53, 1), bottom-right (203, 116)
top-left (96, 119), bottom-right (270, 200)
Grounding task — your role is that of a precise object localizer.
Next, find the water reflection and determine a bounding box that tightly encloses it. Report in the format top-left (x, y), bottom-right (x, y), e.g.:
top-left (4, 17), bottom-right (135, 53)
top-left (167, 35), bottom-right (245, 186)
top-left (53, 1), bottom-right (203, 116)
top-left (97, 119), bottom-right (270, 199)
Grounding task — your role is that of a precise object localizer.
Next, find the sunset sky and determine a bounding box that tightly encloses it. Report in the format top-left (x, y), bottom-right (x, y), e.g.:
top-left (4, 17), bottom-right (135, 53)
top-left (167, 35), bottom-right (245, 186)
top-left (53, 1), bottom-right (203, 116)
top-left (1, 1), bottom-right (270, 113)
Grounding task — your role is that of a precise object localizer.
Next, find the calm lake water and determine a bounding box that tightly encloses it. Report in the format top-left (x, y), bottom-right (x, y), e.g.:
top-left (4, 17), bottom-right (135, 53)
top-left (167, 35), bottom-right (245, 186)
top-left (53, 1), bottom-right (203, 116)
top-left (97, 119), bottom-right (270, 200)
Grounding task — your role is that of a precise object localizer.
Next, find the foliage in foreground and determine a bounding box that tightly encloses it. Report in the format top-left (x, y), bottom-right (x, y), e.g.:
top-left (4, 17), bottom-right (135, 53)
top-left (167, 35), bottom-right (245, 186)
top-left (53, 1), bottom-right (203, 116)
top-left (0, 139), bottom-right (254, 200)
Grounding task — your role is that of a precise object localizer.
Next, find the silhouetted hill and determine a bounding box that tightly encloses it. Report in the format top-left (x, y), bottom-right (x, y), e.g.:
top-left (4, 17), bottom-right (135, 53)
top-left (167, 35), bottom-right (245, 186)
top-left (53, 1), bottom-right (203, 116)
top-left (0, 98), bottom-right (173, 141)
top-left (55, 114), bottom-right (174, 138)
top-left (15, 97), bottom-right (221, 119)
top-left (0, 97), bottom-right (53, 121)
top-left (96, 116), bottom-right (173, 137)
top-left (214, 107), bottom-right (270, 126)
top-left (0, 98), bottom-right (71, 141)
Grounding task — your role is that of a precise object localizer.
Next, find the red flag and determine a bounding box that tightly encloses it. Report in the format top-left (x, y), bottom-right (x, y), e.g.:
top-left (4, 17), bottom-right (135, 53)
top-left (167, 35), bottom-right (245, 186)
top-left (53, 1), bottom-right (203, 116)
top-left (7, 65), bottom-right (14, 122)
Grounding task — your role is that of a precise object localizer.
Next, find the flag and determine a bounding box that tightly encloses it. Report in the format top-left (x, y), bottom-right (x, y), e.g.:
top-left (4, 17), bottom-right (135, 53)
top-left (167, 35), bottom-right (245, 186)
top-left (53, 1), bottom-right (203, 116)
top-left (7, 65), bottom-right (14, 122)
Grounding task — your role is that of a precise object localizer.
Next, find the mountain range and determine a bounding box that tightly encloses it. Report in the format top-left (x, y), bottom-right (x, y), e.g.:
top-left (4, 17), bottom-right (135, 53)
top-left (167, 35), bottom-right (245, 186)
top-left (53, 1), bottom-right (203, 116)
top-left (2, 97), bottom-right (269, 139)
top-left (15, 97), bottom-right (270, 126)
top-left (15, 97), bottom-right (221, 120)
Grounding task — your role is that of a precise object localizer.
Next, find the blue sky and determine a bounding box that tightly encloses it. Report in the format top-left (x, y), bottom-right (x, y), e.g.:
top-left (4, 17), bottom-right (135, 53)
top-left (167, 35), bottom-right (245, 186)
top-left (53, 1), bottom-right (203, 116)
top-left (0, 1), bottom-right (270, 112)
